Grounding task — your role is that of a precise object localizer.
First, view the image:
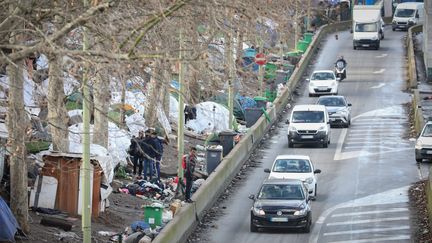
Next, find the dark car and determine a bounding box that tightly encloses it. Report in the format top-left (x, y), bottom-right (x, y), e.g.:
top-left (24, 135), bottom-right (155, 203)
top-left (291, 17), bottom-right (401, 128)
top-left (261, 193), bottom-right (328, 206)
top-left (249, 179), bottom-right (312, 233)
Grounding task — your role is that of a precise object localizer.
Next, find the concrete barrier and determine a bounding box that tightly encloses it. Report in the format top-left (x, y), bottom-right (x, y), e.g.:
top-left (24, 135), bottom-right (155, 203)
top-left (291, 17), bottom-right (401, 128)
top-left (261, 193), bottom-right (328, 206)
top-left (153, 21), bottom-right (351, 243)
top-left (412, 89), bottom-right (425, 135)
top-left (407, 24), bottom-right (423, 89)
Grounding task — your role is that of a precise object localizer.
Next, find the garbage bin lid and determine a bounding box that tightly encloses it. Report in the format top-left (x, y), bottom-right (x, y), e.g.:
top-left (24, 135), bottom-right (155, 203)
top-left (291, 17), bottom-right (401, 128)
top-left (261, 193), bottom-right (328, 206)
top-left (254, 96), bottom-right (268, 101)
top-left (219, 130), bottom-right (237, 136)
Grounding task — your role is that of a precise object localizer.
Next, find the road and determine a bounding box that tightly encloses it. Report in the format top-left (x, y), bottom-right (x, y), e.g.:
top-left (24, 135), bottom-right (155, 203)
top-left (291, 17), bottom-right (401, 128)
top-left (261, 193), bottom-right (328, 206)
top-left (195, 27), bottom-right (432, 243)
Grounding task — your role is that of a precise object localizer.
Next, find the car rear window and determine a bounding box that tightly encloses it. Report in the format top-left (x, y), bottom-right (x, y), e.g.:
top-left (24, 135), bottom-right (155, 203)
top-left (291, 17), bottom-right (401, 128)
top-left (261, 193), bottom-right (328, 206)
top-left (273, 159), bottom-right (312, 173)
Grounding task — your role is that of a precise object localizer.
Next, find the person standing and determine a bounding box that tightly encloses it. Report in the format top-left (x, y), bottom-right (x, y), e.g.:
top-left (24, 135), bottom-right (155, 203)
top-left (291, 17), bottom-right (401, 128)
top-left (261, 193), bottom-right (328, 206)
top-left (133, 131), bottom-right (145, 179)
top-left (140, 130), bottom-right (156, 181)
top-left (184, 147), bottom-right (197, 203)
top-left (151, 130), bottom-right (164, 181)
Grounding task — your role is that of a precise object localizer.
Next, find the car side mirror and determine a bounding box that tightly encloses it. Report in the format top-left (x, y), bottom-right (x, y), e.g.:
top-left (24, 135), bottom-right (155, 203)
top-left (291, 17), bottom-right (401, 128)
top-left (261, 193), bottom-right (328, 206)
top-left (348, 103), bottom-right (352, 106)
top-left (416, 13), bottom-right (419, 18)
top-left (264, 168), bottom-right (271, 173)
top-left (248, 194), bottom-right (255, 200)
top-left (286, 119), bottom-right (290, 124)
top-left (314, 169), bottom-right (321, 174)
top-left (306, 78), bottom-right (310, 81)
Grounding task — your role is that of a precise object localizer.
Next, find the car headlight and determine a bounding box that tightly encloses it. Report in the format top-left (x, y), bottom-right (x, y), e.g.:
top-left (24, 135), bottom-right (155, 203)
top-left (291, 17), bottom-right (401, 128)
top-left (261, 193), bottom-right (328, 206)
top-left (371, 35), bottom-right (378, 40)
top-left (305, 177), bottom-right (314, 184)
top-left (408, 20), bottom-right (415, 25)
top-left (294, 204), bottom-right (308, 216)
top-left (335, 109), bottom-right (347, 115)
top-left (288, 126), bottom-right (297, 132)
top-left (331, 81), bottom-right (337, 86)
top-left (253, 207), bottom-right (265, 216)
top-left (415, 140), bottom-right (422, 150)
top-left (309, 82), bottom-right (315, 87)
top-left (392, 20), bottom-right (396, 24)
top-left (318, 126), bottom-right (325, 131)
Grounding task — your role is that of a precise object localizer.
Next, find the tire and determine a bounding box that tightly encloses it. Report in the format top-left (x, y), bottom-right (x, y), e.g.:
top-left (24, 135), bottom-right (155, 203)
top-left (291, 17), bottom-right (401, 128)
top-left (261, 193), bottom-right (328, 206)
top-left (250, 221), bottom-right (258, 232)
top-left (416, 157), bottom-right (422, 163)
top-left (303, 219), bottom-right (311, 233)
top-left (288, 140), bottom-right (294, 148)
top-left (323, 141), bottom-right (328, 148)
top-left (392, 28), bottom-right (395, 31)
top-left (314, 184), bottom-right (317, 198)
top-left (353, 45), bottom-right (357, 50)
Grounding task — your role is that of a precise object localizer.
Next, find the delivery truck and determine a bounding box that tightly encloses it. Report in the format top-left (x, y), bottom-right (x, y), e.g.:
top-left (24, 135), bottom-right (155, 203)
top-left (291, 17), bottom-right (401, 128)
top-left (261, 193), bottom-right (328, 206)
top-left (352, 5), bottom-right (384, 50)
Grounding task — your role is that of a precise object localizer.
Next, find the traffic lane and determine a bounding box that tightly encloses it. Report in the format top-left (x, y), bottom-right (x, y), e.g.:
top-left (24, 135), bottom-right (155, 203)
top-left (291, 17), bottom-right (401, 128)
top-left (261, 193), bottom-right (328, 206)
top-left (206, 122), bottom-right (338, 243)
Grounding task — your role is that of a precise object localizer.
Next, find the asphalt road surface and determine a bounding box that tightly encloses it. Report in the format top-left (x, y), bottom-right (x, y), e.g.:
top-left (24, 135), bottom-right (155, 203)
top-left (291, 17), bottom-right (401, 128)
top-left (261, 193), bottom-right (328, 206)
top-left (200, 27), bottom-right (432, 243)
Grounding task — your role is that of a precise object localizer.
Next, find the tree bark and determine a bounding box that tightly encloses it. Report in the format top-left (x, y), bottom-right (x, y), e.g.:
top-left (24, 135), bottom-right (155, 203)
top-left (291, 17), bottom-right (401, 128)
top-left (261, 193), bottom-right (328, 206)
top-left (6, 60), bottom-right (30, 233)
top-left (92, 72), bottom-right (109, 148)
top-left (47, 54), bottom-right (69, 152)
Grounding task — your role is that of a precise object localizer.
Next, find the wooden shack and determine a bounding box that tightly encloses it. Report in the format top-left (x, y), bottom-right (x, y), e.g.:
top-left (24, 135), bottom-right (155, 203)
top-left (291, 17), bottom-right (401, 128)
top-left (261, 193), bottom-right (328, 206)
top-left (41, 152), bottom-right (104, 217)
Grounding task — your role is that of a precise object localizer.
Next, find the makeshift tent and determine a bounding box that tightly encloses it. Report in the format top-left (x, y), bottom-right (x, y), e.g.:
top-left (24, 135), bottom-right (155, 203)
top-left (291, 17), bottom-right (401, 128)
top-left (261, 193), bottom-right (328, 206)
top-left (0, 196), bottom-right (19, 242)
top-left (209, 93), bottom-right (245, 121)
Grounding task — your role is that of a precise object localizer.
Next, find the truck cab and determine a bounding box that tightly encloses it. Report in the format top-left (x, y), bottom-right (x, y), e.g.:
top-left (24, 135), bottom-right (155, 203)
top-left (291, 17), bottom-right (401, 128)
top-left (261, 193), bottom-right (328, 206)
top-left (352, 5), bottom-right (383, 50)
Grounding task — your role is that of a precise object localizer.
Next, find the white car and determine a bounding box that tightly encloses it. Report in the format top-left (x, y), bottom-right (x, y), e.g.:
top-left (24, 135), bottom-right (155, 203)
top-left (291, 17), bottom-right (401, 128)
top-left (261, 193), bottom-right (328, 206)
top-left (308, 70), bottom-right (339, 97)
top-left (264, 155), bottom-right (321, 199)
top-left (415, 121), bottom-right (432, 162)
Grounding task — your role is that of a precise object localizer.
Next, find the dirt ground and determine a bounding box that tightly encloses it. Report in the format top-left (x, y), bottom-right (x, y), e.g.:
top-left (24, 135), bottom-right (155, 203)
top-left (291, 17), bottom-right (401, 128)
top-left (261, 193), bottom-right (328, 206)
top-left (408, 180), bottom-right (432, 243)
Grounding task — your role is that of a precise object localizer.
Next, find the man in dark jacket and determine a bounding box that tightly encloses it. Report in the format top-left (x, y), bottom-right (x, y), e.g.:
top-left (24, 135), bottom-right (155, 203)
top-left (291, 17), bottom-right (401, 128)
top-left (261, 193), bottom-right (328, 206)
top-left (140, 129), bottom-right (157, 181)
top-left (130, 131), bottom-right (145, 178)
top-left (151, 130), bottom-right (164, 181)
top-left (184, 147), bottom-right (197, 203)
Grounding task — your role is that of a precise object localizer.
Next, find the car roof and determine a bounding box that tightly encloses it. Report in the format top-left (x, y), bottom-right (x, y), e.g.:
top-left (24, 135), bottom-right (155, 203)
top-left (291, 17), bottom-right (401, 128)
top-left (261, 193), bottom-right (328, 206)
top-left (312, 70), bottom-right (334, 74)
top-left (396, 2), bottom-right (423, 9)
top-left (292, 104), bottom-right (327, 112)
top-left (262, 179), bottom-right (304, 185)
top-left (274, 154), bottom-right (311, 161)
top-left (318, 95), bottom-right (345, 99)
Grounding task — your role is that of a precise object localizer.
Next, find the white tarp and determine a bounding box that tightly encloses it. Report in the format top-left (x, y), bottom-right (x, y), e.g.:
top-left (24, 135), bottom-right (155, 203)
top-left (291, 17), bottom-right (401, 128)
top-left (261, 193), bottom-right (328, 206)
top-left (125, 113), bottom-right (147, 137)
top-left (169, 95), bottom-right (179, 122)
top-left (186, 101), bottom-right (231, 134)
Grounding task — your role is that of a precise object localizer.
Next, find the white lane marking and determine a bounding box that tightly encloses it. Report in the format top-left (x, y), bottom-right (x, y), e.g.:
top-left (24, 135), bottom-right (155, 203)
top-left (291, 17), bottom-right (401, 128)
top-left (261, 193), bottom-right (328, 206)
top-left (373, 68), bottom-right (386, 74)
top-left (345, 141), bottom-right (409, 145)
top-left (344, 146), bottom-right (409, 150)
top-left (309, 186), bottom-right (409, 243)
top-left (328, 235), bottom-right (411, 243)
top-left (376, 53), bottom-right (388, 58)
top-left (326, 217), bottom-right (409, 226)
top-left (323, 225), bottom-right (410, 236)
top-left (346, 128), bottom-right (403, 132)
top-left (331, 208), bottom-right (408, 217)
top-left (345, 137), bottom-right (404, 141)
top-left (348, 133), bottom-right (403, 137)
top-left (371, 83), bottom-right (385, 89)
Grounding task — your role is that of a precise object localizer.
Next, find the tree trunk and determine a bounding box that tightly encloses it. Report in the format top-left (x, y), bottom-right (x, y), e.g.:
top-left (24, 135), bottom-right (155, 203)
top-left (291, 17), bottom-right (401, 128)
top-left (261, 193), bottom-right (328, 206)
top-left (92, 72), bottom-right (109, 148)
top-left (6, 61), bottom-right (30, 233)
top-left (162, 66), bottom-right (171, 116)
top-left (47, 54), bottom-right (69, 152)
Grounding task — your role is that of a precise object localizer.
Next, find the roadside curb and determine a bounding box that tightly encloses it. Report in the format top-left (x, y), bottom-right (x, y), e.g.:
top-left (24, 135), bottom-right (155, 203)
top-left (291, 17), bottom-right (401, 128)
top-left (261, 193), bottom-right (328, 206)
top-left (153, 20), bottom-right (351, 243)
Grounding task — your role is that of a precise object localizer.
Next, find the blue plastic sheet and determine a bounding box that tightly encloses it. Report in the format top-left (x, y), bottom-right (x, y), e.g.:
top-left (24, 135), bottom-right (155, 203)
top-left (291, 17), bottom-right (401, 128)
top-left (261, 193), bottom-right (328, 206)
top-left (0, 196), bottom-right (19, 242)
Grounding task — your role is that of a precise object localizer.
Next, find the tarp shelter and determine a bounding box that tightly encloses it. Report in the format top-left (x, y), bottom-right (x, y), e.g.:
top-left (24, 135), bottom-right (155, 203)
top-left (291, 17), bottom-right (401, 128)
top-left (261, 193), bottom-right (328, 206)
top-left (39, 152), bottom-right (110, 218)
top-left (0, 196), bottom-right (19, 242)
top-left (209, 93), bottom-right (245, 121)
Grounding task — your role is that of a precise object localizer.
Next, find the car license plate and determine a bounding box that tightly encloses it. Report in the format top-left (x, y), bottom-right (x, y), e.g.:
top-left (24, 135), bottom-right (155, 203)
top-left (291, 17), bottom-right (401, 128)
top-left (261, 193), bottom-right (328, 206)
top-left (318, 87), bottom-right (327, 91)
top-left (426, 151), bottom-right (432, 154)
top-left (302, 135), bottom-right (314, 139)
top-left (271, 217), bottom-right (288, 222)
top-left (362, 44), bottom-right (369, 47)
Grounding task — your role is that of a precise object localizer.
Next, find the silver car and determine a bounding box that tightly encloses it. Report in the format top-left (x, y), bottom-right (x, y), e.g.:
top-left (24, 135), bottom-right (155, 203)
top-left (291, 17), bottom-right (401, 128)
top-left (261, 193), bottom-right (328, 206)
top-left (316, 95), bottom-right (352, 128)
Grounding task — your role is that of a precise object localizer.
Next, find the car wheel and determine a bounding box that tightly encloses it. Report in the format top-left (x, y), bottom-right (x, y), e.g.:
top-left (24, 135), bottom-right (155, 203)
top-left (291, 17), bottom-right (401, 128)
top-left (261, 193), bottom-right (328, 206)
top-left (353, 46), bottom-right (357, 50)
top-left (314, 184), bottom-right (317, 198)
top-left (416, 157), bottom-right (422, 163)
top-left (250, 220), bottom-right (258, 232)
top-left (323, 141), bottom-right (328, 148)
top-left (303, 219), bottom-right (311, 233)
top-left (392, 28), bottom-right (395, 31)
top-left (288, 140), bottom-right (294, 148)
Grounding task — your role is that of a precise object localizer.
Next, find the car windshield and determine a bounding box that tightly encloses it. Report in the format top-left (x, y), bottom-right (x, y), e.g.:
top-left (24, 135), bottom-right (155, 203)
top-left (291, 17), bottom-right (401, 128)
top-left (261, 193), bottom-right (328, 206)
top-left (311, 72), bottom-right (335, 80)
top-left (292, 111), bottom-right (324, 123)
top-left (258, 184), bottom-right (305, 200)
top-left (395, 9), bottom-right (415, 17)
top-left (355, 23), bottom-right (377, 32)
top-left (422, 124), bottom-right (432, 137)
top-left (318, 97), bottom-right (346, 107)
top-left (273, 159), bottom-right (312, 173)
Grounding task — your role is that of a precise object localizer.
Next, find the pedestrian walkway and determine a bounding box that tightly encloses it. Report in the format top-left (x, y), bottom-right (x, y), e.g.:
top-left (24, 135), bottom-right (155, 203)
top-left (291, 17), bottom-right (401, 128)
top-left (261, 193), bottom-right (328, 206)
top-left (321, 203), bottom-right (411, 243)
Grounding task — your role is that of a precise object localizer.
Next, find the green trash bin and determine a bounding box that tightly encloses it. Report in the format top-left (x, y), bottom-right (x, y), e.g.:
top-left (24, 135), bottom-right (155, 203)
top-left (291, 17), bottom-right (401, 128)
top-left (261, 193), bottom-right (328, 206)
top-left (144, 205), bottom-right (163, 228)
top-left (296, 40), bottom-right (309, 53)
top-left (254, 96), bottom-right (268, 109)
top-left (303, 32), bottom-right (314, 43)
top-left (286, 51), bottom-right (302, 65)
top-left (265, 89), bottom-right (277, 102)
top-left (265, 63), bottom-right (278, 80)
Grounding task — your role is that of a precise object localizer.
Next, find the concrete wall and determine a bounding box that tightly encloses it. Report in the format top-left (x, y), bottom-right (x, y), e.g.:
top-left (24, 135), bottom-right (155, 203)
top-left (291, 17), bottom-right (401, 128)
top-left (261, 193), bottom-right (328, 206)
top-left (408, 25), bottom-right (423, 89)
top-left (153, 21), bottom-right (351, 243)
top-left (424, 0), bottom-right (432, 81)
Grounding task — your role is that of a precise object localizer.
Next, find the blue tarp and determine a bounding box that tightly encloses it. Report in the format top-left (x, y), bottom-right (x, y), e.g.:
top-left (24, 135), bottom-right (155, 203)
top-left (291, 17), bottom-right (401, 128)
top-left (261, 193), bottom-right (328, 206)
top-left (0, 196), bottom-right (19, 242)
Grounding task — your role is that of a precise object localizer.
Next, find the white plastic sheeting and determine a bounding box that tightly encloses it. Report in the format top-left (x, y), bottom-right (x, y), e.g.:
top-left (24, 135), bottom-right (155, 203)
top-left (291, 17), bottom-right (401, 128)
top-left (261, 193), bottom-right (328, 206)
top-left (169, 95), bottom-right (179, 122)
top-left (185, 101), bottom-right (231, 134)
top-left (125, 113), bottom-right (147, 137)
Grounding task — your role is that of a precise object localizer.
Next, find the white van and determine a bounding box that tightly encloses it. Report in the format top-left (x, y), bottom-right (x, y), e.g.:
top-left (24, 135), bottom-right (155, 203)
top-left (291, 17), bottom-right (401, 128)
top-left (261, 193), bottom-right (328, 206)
top-left (286, 105), bottom-right (331, 148)
top-left (392, 2), bottom-right (424, 31)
